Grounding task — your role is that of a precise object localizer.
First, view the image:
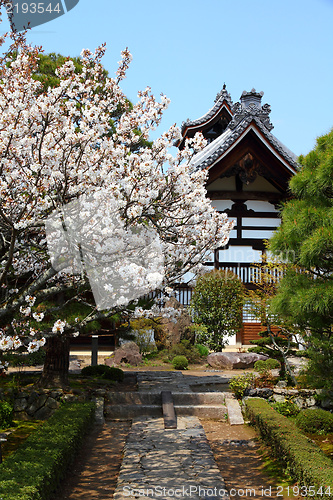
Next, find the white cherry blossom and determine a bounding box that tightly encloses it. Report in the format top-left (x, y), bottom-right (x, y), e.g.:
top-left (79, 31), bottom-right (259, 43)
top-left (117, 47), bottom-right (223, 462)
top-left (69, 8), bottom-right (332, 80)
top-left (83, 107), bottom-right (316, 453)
top-left (0, 22), bottom-right (233, 356)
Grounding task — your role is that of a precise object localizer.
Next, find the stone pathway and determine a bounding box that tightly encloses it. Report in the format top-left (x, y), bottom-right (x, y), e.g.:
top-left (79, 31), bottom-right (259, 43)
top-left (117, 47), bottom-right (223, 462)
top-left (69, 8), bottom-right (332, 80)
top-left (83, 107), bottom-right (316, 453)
top-left (114, 416), bottom-right (229, 500)
top-left (112, 371), bottom-right (233, 500)
top-left (55, 369), bottom-right (295, 500)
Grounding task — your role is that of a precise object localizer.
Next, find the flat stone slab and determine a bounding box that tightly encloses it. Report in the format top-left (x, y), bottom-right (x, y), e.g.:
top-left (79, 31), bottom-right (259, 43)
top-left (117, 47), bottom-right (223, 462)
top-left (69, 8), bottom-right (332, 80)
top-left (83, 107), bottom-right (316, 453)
top-left (162, 391), bottom-right (177, 429)
top-left (113, 416), bottom-right (229, 500)
top-left (225, 397), bottom-right (244, 425)
top-left (94, 396), bottom-right (105, 425)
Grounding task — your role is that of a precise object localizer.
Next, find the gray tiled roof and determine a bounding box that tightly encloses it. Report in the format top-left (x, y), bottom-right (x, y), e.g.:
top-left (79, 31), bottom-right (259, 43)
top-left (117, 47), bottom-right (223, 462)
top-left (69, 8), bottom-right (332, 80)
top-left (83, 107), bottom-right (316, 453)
top-left (185, 88), bottom-right (299, 172)
top-left (190, 114), bottom-right (299, 172)
top-left (180, 86), bottom-right (233, 134)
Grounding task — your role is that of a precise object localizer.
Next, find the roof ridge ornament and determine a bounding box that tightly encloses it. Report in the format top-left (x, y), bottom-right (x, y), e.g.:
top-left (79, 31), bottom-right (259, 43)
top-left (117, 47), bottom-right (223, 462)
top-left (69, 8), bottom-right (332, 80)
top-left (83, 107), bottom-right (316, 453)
top-left (214, 84), bottom-right (233, 106)
top-left (229, 89), bottom-right (274, 131)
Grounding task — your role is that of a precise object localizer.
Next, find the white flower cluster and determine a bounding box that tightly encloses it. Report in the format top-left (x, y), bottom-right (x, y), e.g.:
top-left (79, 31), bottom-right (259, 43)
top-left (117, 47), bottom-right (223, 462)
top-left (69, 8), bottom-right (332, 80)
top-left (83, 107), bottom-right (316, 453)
top-left (27, 337), bottom-right (46, 353)
top-left (0, 360), bottom-right (9, 371)
top-left (134, 304), bottom-right (181, 324)
top-left (52, 320), bottom-right (67, 334)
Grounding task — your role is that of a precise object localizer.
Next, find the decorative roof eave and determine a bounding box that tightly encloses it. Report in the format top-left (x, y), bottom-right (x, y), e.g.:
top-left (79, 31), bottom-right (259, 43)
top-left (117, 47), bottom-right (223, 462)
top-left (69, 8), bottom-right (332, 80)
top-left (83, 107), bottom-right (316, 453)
top-left (180, 87), bottom-right (233, 137)
top-left (190, 117), bottom-right (299, 174)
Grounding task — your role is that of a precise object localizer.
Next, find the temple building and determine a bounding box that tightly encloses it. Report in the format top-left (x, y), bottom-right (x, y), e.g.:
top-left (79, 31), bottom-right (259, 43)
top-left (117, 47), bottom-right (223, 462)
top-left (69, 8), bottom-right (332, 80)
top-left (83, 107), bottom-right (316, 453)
top-left (176, 86), bottom-right (299, 348)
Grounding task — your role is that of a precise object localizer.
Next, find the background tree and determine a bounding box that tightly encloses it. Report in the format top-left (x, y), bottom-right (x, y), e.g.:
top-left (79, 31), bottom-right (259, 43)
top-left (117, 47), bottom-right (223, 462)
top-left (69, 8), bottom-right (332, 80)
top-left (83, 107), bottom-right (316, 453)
top-left (246, 259), bottom-right (300, 384)
top-left (269, 128), bottom-right (333, 390)
top-left (0, 27), bottom-right (233, 386)
top-left (190, 270), bottom-right (244, 351)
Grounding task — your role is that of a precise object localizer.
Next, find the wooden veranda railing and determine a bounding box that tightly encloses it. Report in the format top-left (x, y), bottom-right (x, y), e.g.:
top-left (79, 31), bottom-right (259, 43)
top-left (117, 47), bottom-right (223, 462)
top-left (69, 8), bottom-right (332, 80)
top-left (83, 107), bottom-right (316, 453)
top-left (143, 263), bottom-right (284, 307)
top-left (217, 262), bottom-right (284, 285)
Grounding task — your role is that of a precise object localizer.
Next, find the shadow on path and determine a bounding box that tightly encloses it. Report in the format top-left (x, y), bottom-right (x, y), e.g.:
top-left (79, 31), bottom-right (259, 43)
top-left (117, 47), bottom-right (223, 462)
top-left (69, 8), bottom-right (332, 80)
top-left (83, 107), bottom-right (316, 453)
top-left (52, 420), bottom-right (131, 500)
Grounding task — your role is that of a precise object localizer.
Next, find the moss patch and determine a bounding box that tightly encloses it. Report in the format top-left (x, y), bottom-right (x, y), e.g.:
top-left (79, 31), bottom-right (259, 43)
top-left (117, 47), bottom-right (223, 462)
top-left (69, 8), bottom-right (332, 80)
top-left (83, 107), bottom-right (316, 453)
top-left (1, 421), bottom-right (43, 460)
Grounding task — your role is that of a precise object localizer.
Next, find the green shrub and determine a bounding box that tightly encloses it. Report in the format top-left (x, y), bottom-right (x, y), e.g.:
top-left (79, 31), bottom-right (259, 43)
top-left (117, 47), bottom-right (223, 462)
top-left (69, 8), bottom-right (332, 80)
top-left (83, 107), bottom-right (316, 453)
top-left (296, 408), bottom-right (333, 434)
top-left (81, 364), bottom-right (124, 382)
top-left (253, 360), bottom-right (266, 372)
top-left (254, 358), bottom-right (280, 372)
top-left (81, 364), bottom-right (110, 376)
top-left (195, 344), bottom-right (209, 357)
top-left (101, 367), bottom-right (124, 382)
top-left (167, 340), bottom-right (201, 364)
top-left (0, 401), bottom-right (95, 500)
top-left (229, 373), bottom-right (256, 399)
top-left (245, 398), bottom-right (333, 497)
top-left (0, 401), bottom-right (13, 428)
top-left (265, 358), bottom-right (281, 370)
top-left (172, 355), bottom-right (188, 370)
top-left (272, 400), bottom-right (300, 417)
top-left (254, 370), bottom-right (278, 388)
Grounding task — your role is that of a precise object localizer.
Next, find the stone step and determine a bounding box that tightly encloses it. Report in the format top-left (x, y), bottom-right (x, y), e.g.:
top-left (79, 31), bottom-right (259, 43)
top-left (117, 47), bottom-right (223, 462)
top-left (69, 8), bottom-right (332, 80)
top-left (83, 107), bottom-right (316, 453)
top-left (105, 403), bottom-right (228, 419)
top-left (175, 404), bottom-right (228, 419)
top-left (173, 392), bottom-right (226, 405)
top-left (105, 404), bottom-right (162, 419)
top-left (106, 391), bottom-right (228, 406)
top-left (106, 392), bottom-right (161, 405)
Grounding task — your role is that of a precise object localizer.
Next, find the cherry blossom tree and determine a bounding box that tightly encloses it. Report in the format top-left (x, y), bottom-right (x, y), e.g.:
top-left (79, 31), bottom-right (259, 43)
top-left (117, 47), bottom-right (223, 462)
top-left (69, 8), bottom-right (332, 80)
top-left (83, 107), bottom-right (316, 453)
top-left (0, 21), bottom-right (232, 385)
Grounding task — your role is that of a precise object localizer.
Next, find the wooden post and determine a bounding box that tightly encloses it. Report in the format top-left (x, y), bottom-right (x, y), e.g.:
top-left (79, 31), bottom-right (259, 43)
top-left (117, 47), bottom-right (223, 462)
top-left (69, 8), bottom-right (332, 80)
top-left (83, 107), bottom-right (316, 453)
top-left (91, 335), bottom-right (98, 366)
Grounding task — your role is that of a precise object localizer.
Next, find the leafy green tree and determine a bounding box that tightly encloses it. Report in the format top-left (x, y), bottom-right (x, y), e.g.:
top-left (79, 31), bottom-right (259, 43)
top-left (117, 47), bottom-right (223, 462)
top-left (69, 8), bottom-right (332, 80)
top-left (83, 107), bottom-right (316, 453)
top-left (246, 259), bottom-right (299, 384)
top-left (190, 270), bottom-right (245, 351)
top-left (269, 129), bottom-right (333, 389)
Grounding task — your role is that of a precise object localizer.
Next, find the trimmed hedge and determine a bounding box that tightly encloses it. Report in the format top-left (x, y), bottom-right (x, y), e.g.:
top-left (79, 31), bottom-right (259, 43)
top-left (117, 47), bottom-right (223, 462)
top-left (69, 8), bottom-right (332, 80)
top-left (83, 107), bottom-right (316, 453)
top-left (0, 401), bottom-right (95, 500)
top-left (245, 398), bottom-right (333, 498)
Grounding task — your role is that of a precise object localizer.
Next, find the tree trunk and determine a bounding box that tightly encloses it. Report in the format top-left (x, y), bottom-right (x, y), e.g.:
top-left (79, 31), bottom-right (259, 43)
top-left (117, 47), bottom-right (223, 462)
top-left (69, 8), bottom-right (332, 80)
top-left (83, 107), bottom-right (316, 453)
top-left (37, 336), bottom-right (70, 388)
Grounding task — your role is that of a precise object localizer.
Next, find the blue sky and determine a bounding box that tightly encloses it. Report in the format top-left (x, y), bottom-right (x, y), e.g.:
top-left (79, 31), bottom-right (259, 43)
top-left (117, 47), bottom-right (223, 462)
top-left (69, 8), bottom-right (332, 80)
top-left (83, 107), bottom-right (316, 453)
top-left (1, 0), bottom-right (332, 156)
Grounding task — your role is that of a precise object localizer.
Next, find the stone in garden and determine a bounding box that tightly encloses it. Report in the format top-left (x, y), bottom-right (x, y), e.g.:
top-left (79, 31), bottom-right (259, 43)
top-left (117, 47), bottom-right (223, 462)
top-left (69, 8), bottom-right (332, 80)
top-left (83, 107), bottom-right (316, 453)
top-left (26, 394), bottom-right (49, 415)
top-left (207, 352), bottom-right (267, 369)
top-left (106, 341), bottom-right (142, 366)
top-left (321, 398), bottom-right (333, 410)
top-left (45, 397), bottom-right (59, 410)
top-left (160, 297), bottom-right (192, 347)
top-left (34, 405), bottom-right (54, 420)
top-left (13, 398), bottom-right (28, 412)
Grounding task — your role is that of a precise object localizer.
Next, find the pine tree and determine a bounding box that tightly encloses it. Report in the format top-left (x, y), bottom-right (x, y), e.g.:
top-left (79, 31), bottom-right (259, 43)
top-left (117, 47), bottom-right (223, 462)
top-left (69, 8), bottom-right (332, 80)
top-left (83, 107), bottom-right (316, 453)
top-left (269, 129), bottom-right (333, 389)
